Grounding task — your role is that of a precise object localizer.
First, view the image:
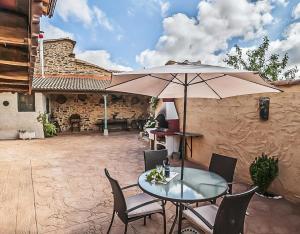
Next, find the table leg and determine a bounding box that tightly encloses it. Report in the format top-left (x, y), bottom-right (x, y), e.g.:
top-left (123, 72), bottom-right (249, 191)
top-left (177, 203), bottom-right (183, 234)
top-left (169, 202), bottom-right (179, 234)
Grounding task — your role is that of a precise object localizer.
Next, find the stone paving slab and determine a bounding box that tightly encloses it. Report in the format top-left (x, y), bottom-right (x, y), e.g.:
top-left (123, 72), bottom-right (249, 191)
top-left (0, 132), bottom-right (299, 234)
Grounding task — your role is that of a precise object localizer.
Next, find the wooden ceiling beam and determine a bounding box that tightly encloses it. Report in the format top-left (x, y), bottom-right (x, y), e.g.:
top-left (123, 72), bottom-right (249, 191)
top-left (0, 26), bottom-right (28, 41)
top-left (0, 60), bottom-right (29, 67)
top-left (0, 82), bottom-right (28, 86)
top-left (0, 36), bottom-right (28, 47)
top-left (0, 74), bottom-right (28, 81)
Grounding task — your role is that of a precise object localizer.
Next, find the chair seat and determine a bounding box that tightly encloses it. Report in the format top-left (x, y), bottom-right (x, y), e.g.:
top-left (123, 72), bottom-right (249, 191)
top-left (126, 193), bottom-right (162, 218)
top-left (183, 204), bottom-right (218, 234)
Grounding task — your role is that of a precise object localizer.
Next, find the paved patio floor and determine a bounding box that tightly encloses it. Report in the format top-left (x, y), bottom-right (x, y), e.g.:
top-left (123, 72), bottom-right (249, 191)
top-left (0, 133), bottom-right (299, 234)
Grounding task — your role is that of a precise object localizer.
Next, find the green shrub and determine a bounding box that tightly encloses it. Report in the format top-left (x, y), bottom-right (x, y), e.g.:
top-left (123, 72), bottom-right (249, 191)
top-left (37, 113), bottom-right (57, 137)
top-left (249, 153), bottom-right (279, 194)
top-left (43, 122), bottom-right (57, 137)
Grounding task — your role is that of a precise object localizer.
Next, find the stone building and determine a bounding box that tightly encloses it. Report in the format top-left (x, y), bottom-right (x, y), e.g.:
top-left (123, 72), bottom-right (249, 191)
top-left (0, 38), bottom-right (149, 139)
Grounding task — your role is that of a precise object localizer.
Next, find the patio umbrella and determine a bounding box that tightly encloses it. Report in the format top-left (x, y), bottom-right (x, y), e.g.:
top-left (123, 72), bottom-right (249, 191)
top-left (107, 61), bottom-right (281, 180)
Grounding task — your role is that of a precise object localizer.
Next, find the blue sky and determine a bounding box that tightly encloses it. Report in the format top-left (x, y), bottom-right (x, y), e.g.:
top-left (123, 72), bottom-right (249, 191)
top-left (42, 0), bottom-right (300, 75)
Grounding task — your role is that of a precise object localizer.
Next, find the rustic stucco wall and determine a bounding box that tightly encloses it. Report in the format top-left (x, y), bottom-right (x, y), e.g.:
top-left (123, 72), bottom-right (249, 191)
top-left (34, 38), bottom-right (110, 77)
top-left (175, 91), bottom-right (300, 203)
top-left (0, 92), bottom-right (46, 139)
top-left (50, 93), bottom-right (150, 132)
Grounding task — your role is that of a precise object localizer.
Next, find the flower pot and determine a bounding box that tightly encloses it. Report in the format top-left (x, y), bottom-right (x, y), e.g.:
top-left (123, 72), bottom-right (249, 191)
top-left (19, 131), bottom-right (36, 140)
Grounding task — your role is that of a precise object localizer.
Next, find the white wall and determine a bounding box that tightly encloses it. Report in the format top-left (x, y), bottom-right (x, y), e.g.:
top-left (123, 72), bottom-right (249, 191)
top-left (0, 92), bottom-right (46, 139)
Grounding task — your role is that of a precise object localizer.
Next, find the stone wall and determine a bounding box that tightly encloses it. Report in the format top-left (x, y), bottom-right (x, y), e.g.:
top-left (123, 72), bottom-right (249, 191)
top-left (34, 38), bottom-right (110, 77)
top-left (174, 89), bottom-right (300, 203)
top-left (50, 93), bottom-right (150, 132)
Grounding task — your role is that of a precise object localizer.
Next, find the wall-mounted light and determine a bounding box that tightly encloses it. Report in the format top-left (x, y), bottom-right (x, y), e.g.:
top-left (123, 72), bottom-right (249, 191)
top-left (259, 97), bottom-right (270, 121)
top-left (3, 101), bottom-right (9, 107)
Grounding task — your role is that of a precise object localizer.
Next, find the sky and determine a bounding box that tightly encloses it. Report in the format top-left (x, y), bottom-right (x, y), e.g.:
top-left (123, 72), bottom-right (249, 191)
top-left (41, 0), bottom-right (300, 77)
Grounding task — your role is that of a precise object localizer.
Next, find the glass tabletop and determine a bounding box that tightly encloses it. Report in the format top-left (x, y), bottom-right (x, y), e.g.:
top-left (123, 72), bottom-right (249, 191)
top-left (138, 167), bottom-right (228, 203)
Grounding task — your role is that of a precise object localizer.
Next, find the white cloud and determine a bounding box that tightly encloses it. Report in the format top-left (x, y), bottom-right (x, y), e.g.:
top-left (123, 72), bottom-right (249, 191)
top-left (116, 34), bottom-right (124, 41)
top-left (77, 50), bottom-right (132, 71)
top-left (137, 0), bottom-right (273, 67)
top-left (224, 22), bottom-right (300, 79)
top-left (292, 3), bottom-right (300, 19)
top-left (56, 0), bottom-right (115, 31)
top-left (56, 0), bottom-right (93, 26)
top-left (160, 1), bottom-right (170, 17)
top-left (42, 22), bottom-right (75, 40)
top-left (127, 8), bottom-right (135, 17)
top-left (271, 0), bottom-right (289, 7)
top-left (269, 22), bottom-right (300, 78)
top-left (131, 0), bottom-right (170, 17)
top-left (93, 6), bottom-right (114, 31)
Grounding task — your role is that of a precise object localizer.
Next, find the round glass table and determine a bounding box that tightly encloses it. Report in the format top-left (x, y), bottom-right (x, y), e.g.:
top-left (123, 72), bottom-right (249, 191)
top-left (138, 167), bottom-right (228, 233)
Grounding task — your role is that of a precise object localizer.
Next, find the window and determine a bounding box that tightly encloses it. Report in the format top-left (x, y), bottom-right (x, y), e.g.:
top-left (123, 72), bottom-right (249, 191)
top-left (46, 97), bottom-right (50, 113)
top-left (18, 93), bottom-right (35, 112)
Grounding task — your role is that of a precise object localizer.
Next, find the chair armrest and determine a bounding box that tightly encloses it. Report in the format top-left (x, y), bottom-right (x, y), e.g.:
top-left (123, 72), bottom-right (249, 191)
top-left (126, 199), bottom-right (162, 214)
top-left (121, 184), bottom-right (138, 190)
top-left (182, 204), bottom-right (214, 230)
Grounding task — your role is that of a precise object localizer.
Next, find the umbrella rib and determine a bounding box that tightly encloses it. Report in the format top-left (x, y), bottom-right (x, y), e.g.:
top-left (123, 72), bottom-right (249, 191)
top-left (187, 74), bottom-right (200, 85)
top-left (156, 74), bottom-right (178, 97)
top-left (188, 74), bottom-right (226, 86)
top-left (107, 74), bottom-right (150, 89)
top-left (227, 74), bottom-right (283, 92)
top-left (198, 74), bottom-right (223, 99)
top-left (170, 73), bottom-right (185, 85)
top-left (150, 74), bottom-right (183, 85)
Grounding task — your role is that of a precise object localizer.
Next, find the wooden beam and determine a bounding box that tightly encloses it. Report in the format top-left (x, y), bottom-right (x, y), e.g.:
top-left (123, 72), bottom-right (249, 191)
top-left (0, 74), bottom-right (28, 81)
top-left (0, 81), bottom-right (28, 86)
top-left (0, 26), bottom-right (27, 40)
top-left (0, 60), bottom-right (29, 67)
top-left (0, 36), bottom-right (28, 47)
top-left (0, 11), bottom-right (27, 28)
top-left (0, 44), bottom-right (28, 62)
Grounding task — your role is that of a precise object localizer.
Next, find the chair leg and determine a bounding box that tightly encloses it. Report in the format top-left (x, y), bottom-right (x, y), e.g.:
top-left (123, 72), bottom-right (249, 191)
top-left (144, 216), bottom-right (147, 225)
top-left (124, 223), bottom-right (128, 234)
top-left (107, 211), bottom-right (115, 233)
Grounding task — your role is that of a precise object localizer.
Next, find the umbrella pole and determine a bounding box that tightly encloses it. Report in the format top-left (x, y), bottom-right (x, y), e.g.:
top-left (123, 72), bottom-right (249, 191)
top-left (181, 74), bottom-right (188, 180)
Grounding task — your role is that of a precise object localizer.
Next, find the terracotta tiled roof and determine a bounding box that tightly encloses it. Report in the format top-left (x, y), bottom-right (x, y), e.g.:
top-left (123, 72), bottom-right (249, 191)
top-left (32, 77), bottom-right (111, 92)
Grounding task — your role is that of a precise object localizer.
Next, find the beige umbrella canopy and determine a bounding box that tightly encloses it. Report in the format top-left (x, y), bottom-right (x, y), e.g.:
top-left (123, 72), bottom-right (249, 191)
top-left (108, 61), bottom-right (280, 99)
top-left (107, 61), bottom-right (281, 179)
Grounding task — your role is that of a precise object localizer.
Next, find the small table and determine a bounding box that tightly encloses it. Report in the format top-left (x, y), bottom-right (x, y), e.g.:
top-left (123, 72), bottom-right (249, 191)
top-left (138, 167), bottom-right (228, 234)
top-left (175, 132), bottom-right (202, 158)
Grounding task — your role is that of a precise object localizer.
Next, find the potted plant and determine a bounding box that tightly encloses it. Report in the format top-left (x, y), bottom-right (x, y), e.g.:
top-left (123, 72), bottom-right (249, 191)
top-left (18, 130), bottom-right (36, 140)
top-left (37, 113), bottom-right (57, 137)
top-left (249, 153), bottom-right (281, 198)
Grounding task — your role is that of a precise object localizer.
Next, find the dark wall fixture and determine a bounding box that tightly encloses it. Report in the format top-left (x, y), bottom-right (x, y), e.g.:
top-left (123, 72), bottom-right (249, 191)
top-left (259, 97), bottom-right (270, 121)
top-left (3, 101), bottom-right (9, 106)
top-left (78, 94), bottom-right (87, 102)
top-left (56, 95), bottom-right (67, 104)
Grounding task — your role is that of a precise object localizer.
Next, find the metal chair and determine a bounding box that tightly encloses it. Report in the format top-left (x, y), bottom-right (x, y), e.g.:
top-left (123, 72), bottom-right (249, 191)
top-left (209, 153), bottom-right (237, 194)
top-left (105, 169), bottom-right (166, 234)
top-left (144, 149), bottom-right (168, 171)
top-left (181, 186), bottom-right (258, 234)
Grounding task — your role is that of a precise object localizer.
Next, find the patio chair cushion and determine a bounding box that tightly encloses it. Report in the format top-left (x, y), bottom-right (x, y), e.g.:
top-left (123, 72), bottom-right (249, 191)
top-left (183, 204), bottom-right (218, 234)
top-left (126, 193), bottom-right (162, 218)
